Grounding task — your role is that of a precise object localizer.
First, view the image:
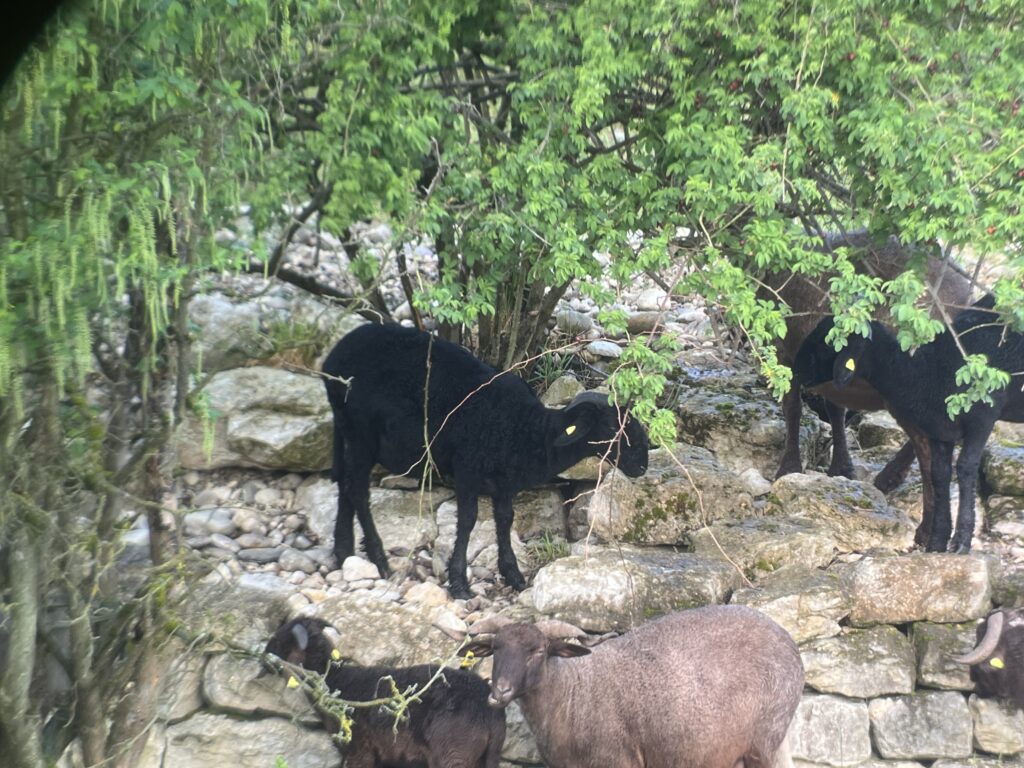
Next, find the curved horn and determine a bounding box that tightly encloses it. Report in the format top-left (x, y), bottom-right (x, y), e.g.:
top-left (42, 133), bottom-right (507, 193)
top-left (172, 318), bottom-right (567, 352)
top-left (952, 611), bottom-right (1004, 665)
top-left (565, 391), bottom-right (613, 412)
top-left (469, 615), bottom-right (515, 636)
top-left (290, 622), bottom-right (310, 651)
top-left (535, 620), bottom-right (587, 640)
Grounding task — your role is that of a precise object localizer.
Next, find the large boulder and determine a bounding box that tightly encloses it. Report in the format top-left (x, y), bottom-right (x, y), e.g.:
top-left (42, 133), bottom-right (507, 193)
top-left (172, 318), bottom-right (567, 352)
top-left (911, 622), bottom-right (976, 691)
top-left (155, 713), bottom-right (340, 768)
top-left (787, 694), bottom-right (872, 767)
top-left (732, 565), bottom-right (850, 643)
top-left (202, 653), bottom-right (319, 724)
top-left (981, 442), bottom-right (1024, 497)
top-left (572, 444), bottom-right (754, 545)
top-left (298, 478), bottom-right (453, 561)
top-left (527, 544), bottom-right (743, 632)
top-left (800, 626), bottom-right (916, 698)
top-left (969, 694), bottom-right (1024, 755)
top-left (673, 370), bottom-right (825, 478)
top-left (868, 692), bottom-right (973, 760)
top-left (176, 571), bottom-right (295, 649)
top-left (175, 367), bottom-right (332, 471)
top-left (311, 592), bottom-right (460, 666)
top-left (844, 554), bottom-right (991, 626)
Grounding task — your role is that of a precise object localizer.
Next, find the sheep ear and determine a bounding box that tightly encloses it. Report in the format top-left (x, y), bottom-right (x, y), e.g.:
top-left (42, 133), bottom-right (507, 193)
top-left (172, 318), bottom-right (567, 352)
top-left (291, 623), bottom-right (310, 651)
top-left (553, 403), bottom-right (598, 447)
top-left (460, 639), bottom-right (495, 659)
top-left (547, 640), bottom-right (591, 658)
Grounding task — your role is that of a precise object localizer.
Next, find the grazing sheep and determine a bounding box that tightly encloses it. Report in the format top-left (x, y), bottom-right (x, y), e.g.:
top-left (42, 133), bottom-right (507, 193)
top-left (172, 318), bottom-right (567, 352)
top-left (767, 230), bottom-right (972, 545)
top-left (462, 605), bottom-right (804, 768)
top-left (322, 323), bottom-right (649, 598)
top-left (794, 299), bottom-right (1024, 552)
top-left (264, 617), bottom-right (506, 768)
top-left (953, 607), bottom-right (1024, 709)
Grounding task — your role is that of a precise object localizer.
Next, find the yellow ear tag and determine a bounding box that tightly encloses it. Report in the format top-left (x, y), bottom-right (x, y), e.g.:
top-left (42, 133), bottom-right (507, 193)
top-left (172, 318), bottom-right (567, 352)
top-left (331, 649), bottom-right (342, 661)
top-left (460, 650), bottom-right (476, 669)
top-left (845, 358), bottom-right (856, 372)
top-left (565, 424), bottom-right (576, 436)
top-left (287, 676), bottom-right (300, 689)
top-left (990, 657), bottom-right (1005, 669)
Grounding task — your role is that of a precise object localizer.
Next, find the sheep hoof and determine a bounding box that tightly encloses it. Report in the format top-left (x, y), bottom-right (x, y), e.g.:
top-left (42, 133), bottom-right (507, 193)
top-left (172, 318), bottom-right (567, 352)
top-left (774, 461), bottom-right (802, 480)
top-left (503, 573), bottom-right (527, 592)
top-left (826, 463), bottom-right (855, 480)
top-left (948, 536), bottom-right (973, 555)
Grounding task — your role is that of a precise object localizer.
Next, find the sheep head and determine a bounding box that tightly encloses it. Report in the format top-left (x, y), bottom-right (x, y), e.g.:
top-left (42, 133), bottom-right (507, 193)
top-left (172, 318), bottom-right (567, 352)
top-left (264, 616), bottom-right (340, 675)
top-left (462, 621), bottom-right (590, 708)
top-left (553, 391), bottom-right (649, 477)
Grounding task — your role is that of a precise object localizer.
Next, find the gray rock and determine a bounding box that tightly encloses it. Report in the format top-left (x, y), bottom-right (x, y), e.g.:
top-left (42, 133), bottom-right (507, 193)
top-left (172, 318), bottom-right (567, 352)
top-left (176, 571), bottom-right (295, 648)
top-left (732, 565), bottom-right (850, 643)
top-left (183, 508), bottom-right (237, 537)
top-left (175, 367), bottom-right (333, 471)
top-left (342, 556), bottom-right (381, 581)
top-left (232, 508), bottom-right (265, 533)
top-left (626, 311), bottom-right (665, 335)
top-left (636, 287), bottom-right (668, 311)
top-left (987, 495), bottom-right (1024, 542)
top-left (969, 694), bottom-right (1024, 755)
top-left (845, 554), bottom-right (991, 625)
top-left (530, 544), bottom-right (743, 632)
top-left (787, 694), bottom-right (872, 767)
top-left (540, 375), bottom-right (585, 407)
top-left (868, 692), bottom-right (973, 760)
top-left (982, 443), bottom-right (1024, 496)
top-left (912, 622), bottom-right (977, 691)
top-left (933, 761), bottom-right (1024, 768)
top-left (801, 626), bottom-right (916, 698)
top-left (404, 581), bottom-right (449, 608)
top-left (574, 444), bottom-right (753, 546)
top-left (158, 713), bottom-right (340, 768)
top-left (555, 309), bottom-right (594, 335)
top-left (856, 411), bottom-right (906, 451)
top-left (202, 653), bottom-right (318, 723)
top-left (235, 532), bottom-right (274, 549)
top-left (583, 340), bottom-right (622, 360)
top-left (312, 592), bottom-right (459, 666)
top-left (237, 546), bottom-right (283, 564)
top-left (155, 639), bottom-right (206, 723)
top-left (674, 372), bottom-right (825, 478)
top-left (739, 467), bottom-right (773, 497)
top-left (279, 548), bottom-right (319, 574)
top-left (993, 560), bottom-right (1024, 608)
top-left (300, 478), bottom-right (452, 556)
top-left (501, 701), bottom-right (543, 764)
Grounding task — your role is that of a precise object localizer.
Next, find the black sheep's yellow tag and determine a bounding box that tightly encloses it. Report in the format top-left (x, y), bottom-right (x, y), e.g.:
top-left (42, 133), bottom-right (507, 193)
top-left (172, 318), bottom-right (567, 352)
top-left (565, 424), bottom-right (577, 435)
top-left (990, 657), bottom-right (1005, 669)
top-left (845, 358), bottom-right (856, 372)
top-left (460, 650), bottom-right (476, 668)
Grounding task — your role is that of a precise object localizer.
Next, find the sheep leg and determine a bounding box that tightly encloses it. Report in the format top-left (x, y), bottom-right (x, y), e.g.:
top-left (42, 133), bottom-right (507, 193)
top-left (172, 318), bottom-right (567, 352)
top-left (873, 439), bottom-right (915, 494)
top-left (447, 489), bottom-right (479, 599)
top-left (336, 442), bottom-right (389, 576)
top-left (824, 400), bottom-right (855, 478)
top-left (492, 494), bottom-right (526, 591)
top-left (774, 384), bottom-right (804, 478)
top-left (896, 425), bottom-right (935, 547)
top-left (925, 439), bottom-right (954, 552)
top-left (949, 430), bottom-right (989, 554)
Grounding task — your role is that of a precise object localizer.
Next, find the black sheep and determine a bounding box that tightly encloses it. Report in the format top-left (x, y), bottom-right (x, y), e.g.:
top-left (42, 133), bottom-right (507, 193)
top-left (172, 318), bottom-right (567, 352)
top-left (264, 617), bottom-right (506, 768)
top-left (953, 608), bottom-right (1024, 710)
top-left (322, 323), bottom-right (649, 598)
top-left (795, 299), bottom-right (1024, 552)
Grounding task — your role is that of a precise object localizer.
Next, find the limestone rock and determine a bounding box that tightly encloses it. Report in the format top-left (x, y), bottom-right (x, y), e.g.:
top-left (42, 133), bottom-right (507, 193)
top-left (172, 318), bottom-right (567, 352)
top-left (732, 565), bottom-right (850, 643)
top-left (969, 694), bottom-right (1024, 755)
top-left (529, 544), bottom-right (743, 632)
top-left (584, 339), bottom-right (622, 360)
top-left (312, 592), bottom-right (459, 666)
top-left (767, 473), bottom-right (915, 552)
top-left (574, 444), bottom-right (753, 546)
top-left (501, 701), bottom-right (543, 764)
top-left (342, 556), bottom-right (381, 581)
top-left (912, 622), bottom-right (976, 691)
top-left (673, 371), bottom-right (824, 478)
top-left (300, 478), bottom-right (452, 558)
top-left (801, 625), bottom-right (916, 698)
top-left (202, 653), bottom-right (318, 723)
top-left (155, 639), bottom-right (206, 723)
top-left (541, 375), bottom-right (585, 406)
top-left (158, 713), bottom-right (340, 768)
top-left (555, 309), bottom-right (594, 336)
top-left (993, 560), bottom-right (1024, 607)
top-left (177, 571), bottom-right (295, 649)
top-left (982, 443), bottom-right (1024, 497)
top-left (868, 692), bottom-right (973, 760)
top-left (787, 694), bottom-right (872, 767)
top-left (175, 367), bottom-right (332, 471)
top-left (845, 554), bottom-right (991, 626)
top-left (856, 411), bottom-right (906, 451)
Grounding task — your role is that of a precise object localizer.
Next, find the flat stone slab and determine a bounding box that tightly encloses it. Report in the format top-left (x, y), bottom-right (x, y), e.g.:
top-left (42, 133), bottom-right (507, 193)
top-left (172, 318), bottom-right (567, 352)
top-left (801, 625), bottom-right (916, 698)
top-left (529, 544), bottom-right (744, 632)
top-left (969, 694), bottom-right (1024, 756)
top-left (844, 554), bottom-right (991, 626)
top-left (912, 622), bottom-right (976, 691)
top-left (787, 694), bottom-right (871, 767)
top-left (869, 692), bottom-right (973, 760)
top-left (732, 564), bottom-right (850, 643)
